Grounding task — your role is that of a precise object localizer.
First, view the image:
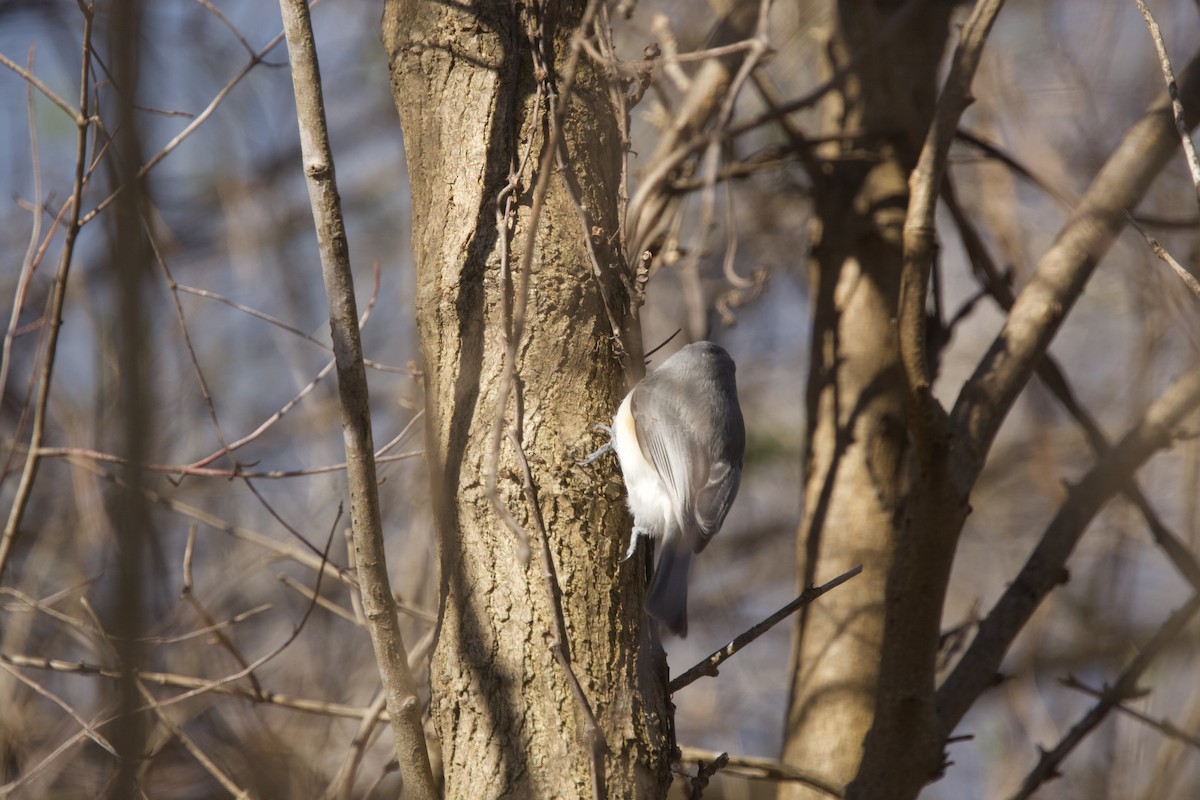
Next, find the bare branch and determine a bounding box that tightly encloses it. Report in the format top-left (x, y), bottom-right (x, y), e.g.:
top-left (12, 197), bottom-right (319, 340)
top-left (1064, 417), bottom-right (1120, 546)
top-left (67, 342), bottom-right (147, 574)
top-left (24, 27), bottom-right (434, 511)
top-left (951, 49), bottom-right (1200, 486)
top-left (326, 690), bottom-right (389, 800)
top-left (182, 258), bottom-right (389, 471)
top-left (1, 47), bottom-right (47, 409)
top-left (174, 265), bottom-right (412, 374)
top-left (31, 442), bottom-right (422, 480)
top-left (0, 651), bottom-right (385, 722)
top-left (1006, 593), bottom-right (1200, 800)
top-left (938, 365), bottom-right (1200, 733)
top-left (1062, 676), bottom-right (1200, 752)
top-left (77, 0), bottom-right (324, 226)
top-left (669, 565), bottom-right (862, 693)
top-left (0, 660), bottom-right (117, 757)
top-left (0, 50), bottom-right (84, 124)
top-left (898, 0), bottom-right (1005, 452)
top-left (1135, 0), bottom-right (1200, 211)
top-left (58, 453), bottom-right (357, 586)
top-left (138, 677), bottom-right (252, 799)
top-left (1126, 212), bottom-right (1200, 300)
top-left (276, 2), bottom-right (436, 796)
top-left (944, 178), bottom-right (1200, 593)
top-left (679, 747), bottom-right (842, 796)
top-left (0, 6), bottom-right (95, 582)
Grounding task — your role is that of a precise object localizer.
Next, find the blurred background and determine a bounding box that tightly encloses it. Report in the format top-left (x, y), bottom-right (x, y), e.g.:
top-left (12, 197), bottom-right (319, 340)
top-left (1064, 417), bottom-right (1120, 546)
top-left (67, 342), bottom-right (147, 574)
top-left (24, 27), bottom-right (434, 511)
top-left (1, 0), bottom-right (1198, 797)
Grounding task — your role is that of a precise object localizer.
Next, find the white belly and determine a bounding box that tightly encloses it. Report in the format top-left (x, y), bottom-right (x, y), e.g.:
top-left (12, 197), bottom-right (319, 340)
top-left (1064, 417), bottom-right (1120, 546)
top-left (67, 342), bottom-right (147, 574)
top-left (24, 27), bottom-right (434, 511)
top-left (612, 392), bottom-right (675, 538)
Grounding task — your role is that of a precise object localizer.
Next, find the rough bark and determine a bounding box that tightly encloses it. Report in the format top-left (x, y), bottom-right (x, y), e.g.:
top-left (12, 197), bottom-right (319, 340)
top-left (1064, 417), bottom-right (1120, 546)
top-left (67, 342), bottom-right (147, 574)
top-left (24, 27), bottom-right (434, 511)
top-left (780, 3), bottom-right (954, 796)
top-left (383, 2), bottom-right (670, 798)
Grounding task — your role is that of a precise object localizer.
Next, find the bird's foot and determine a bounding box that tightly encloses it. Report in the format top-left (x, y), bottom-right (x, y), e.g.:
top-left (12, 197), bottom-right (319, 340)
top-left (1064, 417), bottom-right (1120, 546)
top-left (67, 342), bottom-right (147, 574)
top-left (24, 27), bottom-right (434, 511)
top-left (577, 423), bottom-right (616, 466)
top-left (620, 526), bottom-right (649, 563)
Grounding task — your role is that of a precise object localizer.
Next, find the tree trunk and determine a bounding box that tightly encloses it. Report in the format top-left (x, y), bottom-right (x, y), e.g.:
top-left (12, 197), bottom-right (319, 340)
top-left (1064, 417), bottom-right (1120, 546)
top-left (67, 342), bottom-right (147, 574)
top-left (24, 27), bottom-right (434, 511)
top-left (383, 2), bottom-right (670, 798)
top-left (781, 3), bottom-right (954, 796)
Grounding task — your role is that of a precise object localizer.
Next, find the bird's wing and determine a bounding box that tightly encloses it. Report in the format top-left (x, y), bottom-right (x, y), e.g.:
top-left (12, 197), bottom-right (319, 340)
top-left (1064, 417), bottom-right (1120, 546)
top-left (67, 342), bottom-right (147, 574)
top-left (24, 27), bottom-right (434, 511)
top-left (630, 382), bottom-right (733, 552)
top-left (692, 459), bottom-right (740, 552)
top-left (630, 383), bottom-right (704, 527)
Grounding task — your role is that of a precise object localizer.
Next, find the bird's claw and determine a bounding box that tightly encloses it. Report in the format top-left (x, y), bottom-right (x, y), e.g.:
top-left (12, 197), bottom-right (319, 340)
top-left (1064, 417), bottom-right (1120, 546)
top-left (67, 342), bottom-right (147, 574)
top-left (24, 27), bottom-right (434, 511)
top-left (577, 424), bottom-right (616, 466)
top-left (620, 527), bottom-right (649, 562)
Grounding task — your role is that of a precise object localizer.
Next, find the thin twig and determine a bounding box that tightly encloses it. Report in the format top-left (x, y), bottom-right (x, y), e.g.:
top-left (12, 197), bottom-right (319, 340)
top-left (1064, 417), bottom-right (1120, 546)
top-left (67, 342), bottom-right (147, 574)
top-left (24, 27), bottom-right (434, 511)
top-left (76, 1), bottom-right (326, 226)
top-left (279, 573), bottom-right (360, 626)
top-left (138, 679), bottom-right (252, 798)
top-left (193, 0), bottom-right (259, 58)
top-left (183, 259), bottom-right (387, 471)
top-left (0, 728), bottom-right (91, 797)
top-left (30, 442), bottom-right (422, 479)
top-left (326, 690), bottom-right (389, 800)
top-left (0, 652), bottom-right (383, 721)
top-left (683, 0), bottom-right (771, 298)
top-left (181, 587), bottom-right (268, 701)
top-left (625, 6), bottom-right (759, 273)
top-left (678, 747), bottom-right (842, 796)
top-left (90, 595), bottom-right (253, 799)
top-left (687, 751), bottom-right (730, 799)
top-left (949, 49), bottom-right (1200, 486)
top-left (723, 0), bottom-right (929, 141)
top-left (1062, 676), bottom-right (1200, 751)
top-left (174, 265), bottom-right (410, 374)
top-left (1135, 0), bottom-right (1200, 212)
top-left (0, 3), bottom-right (95, 583)
top-left (56, 453), bottom-right (358, 587)
top-left (0, 47), bottom-right (46, 415)
top-left (484, 0), bottom-right (609, 568)
top-left (150, 603), bottom-right (272, 646)
top-left (483, 25), bottom-right (541, 566)
top-left (145, 213), bottom-right (239, 472)
top-left (1006, 593), bottom-right (1200, 800)
top-left (1126, 211), bottom-right (1200, 300)
top-left (0, 51), bottom-right (83, 124)
top-left (669, 565), bottom-right (862, 692)
top-left (621, 0), bottom-right (929, 245)
top-left (132, 515), bottom-right (335, 717)
top-left (0, 660), bottom-right (117, 756)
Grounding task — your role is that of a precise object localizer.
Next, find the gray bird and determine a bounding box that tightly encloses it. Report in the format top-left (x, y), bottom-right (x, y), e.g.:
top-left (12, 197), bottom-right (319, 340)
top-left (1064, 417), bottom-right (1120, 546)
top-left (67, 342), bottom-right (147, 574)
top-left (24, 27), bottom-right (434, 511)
top-left (583, 341), bottom-right (745, 637)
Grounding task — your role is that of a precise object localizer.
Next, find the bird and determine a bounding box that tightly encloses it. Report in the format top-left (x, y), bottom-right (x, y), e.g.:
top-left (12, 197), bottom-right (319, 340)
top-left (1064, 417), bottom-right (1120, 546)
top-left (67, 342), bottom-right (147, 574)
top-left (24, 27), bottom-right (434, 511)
top-left (581, 341), bottom-right (745, 637)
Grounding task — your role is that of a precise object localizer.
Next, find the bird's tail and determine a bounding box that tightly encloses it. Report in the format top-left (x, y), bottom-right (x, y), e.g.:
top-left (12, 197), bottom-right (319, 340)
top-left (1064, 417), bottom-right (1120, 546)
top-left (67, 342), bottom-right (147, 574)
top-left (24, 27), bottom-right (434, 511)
top-left (646, 544), bottom-right (692, 638)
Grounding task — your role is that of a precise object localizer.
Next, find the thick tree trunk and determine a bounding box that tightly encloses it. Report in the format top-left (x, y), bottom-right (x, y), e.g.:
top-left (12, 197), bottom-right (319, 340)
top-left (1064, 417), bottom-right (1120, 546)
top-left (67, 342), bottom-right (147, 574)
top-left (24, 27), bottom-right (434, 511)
top-left (383, 2), bottom-right (670, 798)
top-left (781, 3), bottom-right (954, 796)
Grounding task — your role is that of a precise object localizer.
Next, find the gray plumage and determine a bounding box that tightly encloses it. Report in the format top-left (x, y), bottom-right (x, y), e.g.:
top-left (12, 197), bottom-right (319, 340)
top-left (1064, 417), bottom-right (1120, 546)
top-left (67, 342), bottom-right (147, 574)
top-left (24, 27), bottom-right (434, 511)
top-left (621, 341), bottom-right (745, 637)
